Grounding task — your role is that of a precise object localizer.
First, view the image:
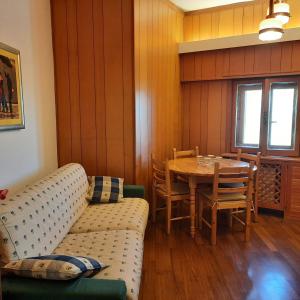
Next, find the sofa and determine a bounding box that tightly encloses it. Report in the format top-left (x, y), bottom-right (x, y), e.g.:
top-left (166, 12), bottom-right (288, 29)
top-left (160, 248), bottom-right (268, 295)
top-left (0, 163), bottom-right (149, 300)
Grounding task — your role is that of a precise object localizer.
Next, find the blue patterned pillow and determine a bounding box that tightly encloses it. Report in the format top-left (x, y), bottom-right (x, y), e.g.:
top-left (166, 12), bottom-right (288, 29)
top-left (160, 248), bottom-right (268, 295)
top-left (2, 255), bottom-right (106, 280)
top-left (86, 176), bottom-right (124, 204)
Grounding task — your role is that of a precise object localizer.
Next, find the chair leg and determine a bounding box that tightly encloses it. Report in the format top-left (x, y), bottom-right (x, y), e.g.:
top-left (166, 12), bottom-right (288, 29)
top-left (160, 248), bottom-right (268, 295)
top-left (245, 201), bottom-right (251, 242)
top-left (253, 193), bottom-right (259, 223)
top-left (166, 197), bottom-right (172, 235)
top-left (152, 188), bottom-right (157, 223)
top-left (227, 209), bottom-right (233, 228)
top-left (211, 205), bottom-right (217, 245)
top-left (198, 196), bottom-right (204, 230)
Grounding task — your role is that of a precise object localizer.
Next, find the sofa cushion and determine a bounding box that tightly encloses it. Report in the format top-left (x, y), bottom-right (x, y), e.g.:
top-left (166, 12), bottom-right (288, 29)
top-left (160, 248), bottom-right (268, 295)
top-left (69, 198), bottom-right (149, 237)
top-left (86, 176), bottom-right (124, 204)
top-left (3, 254), bottom-right (105, 280)
top-left (0, 164), bottom-right (89, 261)
top-left (53, 230), bottom-right (143, 300)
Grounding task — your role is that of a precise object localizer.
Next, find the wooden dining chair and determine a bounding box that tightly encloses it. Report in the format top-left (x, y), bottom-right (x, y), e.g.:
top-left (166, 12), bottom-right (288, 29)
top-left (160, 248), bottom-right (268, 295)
top-left (173, 146), bottom-right (199, 159)
top-left (152, 155), bottom-right (191, 234)
top-left (199, 162), bottom-right (254, 245)
top-left (237, 149), bottom-right (261, 222)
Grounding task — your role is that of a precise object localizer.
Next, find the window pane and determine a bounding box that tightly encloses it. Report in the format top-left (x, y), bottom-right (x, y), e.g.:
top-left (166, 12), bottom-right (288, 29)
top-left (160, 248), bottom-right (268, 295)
top-left (268, 82), bottom-right (298, 150)
top-left (236, 84), bottom-right (263, 148)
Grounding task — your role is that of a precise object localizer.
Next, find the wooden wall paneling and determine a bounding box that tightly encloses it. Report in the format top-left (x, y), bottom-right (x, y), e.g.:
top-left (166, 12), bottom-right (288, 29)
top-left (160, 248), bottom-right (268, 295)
top-left (201, 51), bottom-right (216, 80)
top-left (192, 14), bottom-right (200, 41)
top-left (51, 0), bottom-right (72, 166)
top-left (233, 7), bottom-right (243, 36)
top-left (183, 0), bottom-right (300, 42)
top-left (180, 41), bottom-right (300, 82)
top-left (182, 83), bottom-right (190, 149)
top-left (103, 0), bottom-right (125, 178)
top-left (66, 0), bottom-right (81, 164)
top-left (291, 41), bottom-right (300, 72)
top-left (218, 9), bottom-right (234, 37)
top-left (253, 45), bottom-right (271, 74)
top-left (182, 81), bottom-right (231, 156)
top-left (200, 82), bottom-right (208, 155)
top-left (228, 47), bottom-right (245, 76)
top-left (52, 0), bottom-right (135, 182)
top-left (189, 83), bottom-right (201, 148)
top-left (244, 47), bottom-right (255, 75)
top-left (194, 52), bottom-right (202, 80)
top-left (215, 49), bottom-right (225, 79)
top-left (122, 0), bottom-right (135, 183)
top-left (76, 0), bottom-right (97, 175)
top-left (199, 12), bottom-right (212, 40)
top-left (206, 81), bottom-right (223, 155)
top-left (181, 53), bottom-right (195, 81)
top-left (93, 0), bottom-right (107, 176)
top-left (134, 0), bottom-right (183, 196)
top-left (280, 42), bottom-right (293, 73)
top-left (183, 14), bottom-right (193, 41)
top-left (270, 43), bottom-right (282, 74)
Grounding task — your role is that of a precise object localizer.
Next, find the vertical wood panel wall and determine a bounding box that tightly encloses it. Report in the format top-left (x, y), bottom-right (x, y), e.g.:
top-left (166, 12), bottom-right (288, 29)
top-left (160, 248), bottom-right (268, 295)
top-left (182, 81), bottom-right (232, 155)
top-left (134, 0), bottom-right (183, 193)
top-left (51, 0), bottom-right (135, 182)
top-left (183, 0), bottom-right (300, 42)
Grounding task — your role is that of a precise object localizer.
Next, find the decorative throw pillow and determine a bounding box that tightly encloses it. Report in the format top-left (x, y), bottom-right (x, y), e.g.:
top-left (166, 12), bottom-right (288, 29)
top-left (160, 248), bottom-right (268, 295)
top-left (2, 255), bottom-right (106, 280)
top-left (86, 176), bottom-right (124, 204)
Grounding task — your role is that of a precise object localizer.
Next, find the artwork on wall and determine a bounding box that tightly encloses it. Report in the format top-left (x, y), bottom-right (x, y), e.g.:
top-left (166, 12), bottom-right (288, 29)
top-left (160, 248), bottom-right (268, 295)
top-left (0, 42), bottom-right (24, 131)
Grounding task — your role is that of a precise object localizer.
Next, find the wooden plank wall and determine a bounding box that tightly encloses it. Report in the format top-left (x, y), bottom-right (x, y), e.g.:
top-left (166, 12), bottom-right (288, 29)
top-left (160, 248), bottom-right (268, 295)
top-left (181, 40), bottom-right (300, 82)
top-left (181, 40), bottom-right (300, 156)
top-left (182, 81), bottom-right (232, 155)
top-left (51, 0), bottom-right (135, 183)
top-left (183, 0), bottom-right (300, 42)
top-left (134, 0), bottom-right (184, 194)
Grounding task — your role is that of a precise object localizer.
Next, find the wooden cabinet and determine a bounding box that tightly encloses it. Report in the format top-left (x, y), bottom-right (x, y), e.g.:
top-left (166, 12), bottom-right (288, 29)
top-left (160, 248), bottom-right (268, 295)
top-left (285, 163), bottom-right (300, 219)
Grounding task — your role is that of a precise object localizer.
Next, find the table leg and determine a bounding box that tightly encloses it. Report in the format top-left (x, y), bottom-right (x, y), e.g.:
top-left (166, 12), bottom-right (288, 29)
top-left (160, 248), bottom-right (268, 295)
top-left (189, 176), bottom-right (196, 238)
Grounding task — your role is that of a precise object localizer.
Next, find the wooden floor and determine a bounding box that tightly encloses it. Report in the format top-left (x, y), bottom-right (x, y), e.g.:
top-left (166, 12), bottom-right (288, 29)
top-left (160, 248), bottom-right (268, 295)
top-left (139, 214), bottom-right (300, 300)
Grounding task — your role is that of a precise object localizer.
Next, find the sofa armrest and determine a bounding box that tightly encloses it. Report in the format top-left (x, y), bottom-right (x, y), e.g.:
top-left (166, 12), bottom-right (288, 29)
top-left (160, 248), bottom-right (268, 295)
top-left (123, 185), bottom-right (145, 199)
top-left (2, 277), bottom-right (127, 300)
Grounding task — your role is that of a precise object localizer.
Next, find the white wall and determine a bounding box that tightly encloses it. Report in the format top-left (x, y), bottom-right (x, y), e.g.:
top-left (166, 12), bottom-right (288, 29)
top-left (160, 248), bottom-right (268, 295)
top-left (0, 0), bottom-right (57, 194)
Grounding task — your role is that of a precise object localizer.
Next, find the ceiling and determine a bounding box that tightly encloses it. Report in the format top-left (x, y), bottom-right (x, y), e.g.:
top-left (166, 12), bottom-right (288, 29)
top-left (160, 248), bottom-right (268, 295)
top-left (170, 0), bottom-right (254, 12)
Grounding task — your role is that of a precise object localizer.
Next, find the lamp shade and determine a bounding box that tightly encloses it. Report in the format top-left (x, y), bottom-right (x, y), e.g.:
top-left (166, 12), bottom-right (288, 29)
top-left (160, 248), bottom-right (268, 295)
top-left (273, 1), bottom-right (290, 24)
top-left (259, 17), bottom-right (283, 41)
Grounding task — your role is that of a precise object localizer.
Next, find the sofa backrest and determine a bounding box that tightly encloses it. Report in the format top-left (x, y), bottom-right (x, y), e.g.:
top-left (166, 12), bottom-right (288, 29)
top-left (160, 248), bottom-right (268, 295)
top-left (0, 163), bottom-right (89, 261)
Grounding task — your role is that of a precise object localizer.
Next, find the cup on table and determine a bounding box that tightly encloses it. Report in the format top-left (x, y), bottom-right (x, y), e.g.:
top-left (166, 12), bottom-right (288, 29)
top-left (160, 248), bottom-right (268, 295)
top-left (196, 155), bottom-right (203, 164)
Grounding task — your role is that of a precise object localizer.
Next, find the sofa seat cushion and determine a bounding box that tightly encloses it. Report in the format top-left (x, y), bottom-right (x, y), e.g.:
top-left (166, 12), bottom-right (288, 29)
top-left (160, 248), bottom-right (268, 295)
top-left (53, 230), bottom-right (144, 300)
top-left (69, 198), bottom-right (149, 237)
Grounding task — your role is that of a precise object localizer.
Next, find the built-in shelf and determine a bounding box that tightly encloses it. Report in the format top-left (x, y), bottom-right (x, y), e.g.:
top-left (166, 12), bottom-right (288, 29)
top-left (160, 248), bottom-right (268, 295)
top-left (179, 27), bottom-right (300, 54)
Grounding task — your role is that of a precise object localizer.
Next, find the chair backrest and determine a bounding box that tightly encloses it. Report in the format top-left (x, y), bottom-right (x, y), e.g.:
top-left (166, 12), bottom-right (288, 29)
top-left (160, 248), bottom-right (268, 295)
top-left (151, 155), bottom-right (171, 195)
top-left (212, 162), bottom-right (254, 201)
top-left (237, 149), bottom-right (261, 167)
top-left (237, 149), bottom-right (261, 190)
top-left (173, 146), bottom-right (199, 159)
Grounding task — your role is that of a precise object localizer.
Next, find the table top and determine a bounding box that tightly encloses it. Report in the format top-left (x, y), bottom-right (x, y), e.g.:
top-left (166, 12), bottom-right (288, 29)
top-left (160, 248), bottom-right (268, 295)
top-left (168, 157), bottom-right (251, 177)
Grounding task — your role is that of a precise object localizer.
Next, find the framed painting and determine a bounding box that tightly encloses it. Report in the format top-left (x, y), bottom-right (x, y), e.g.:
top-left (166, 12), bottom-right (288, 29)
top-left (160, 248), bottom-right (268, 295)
top-left (0, 42), bottom-right (24, 131)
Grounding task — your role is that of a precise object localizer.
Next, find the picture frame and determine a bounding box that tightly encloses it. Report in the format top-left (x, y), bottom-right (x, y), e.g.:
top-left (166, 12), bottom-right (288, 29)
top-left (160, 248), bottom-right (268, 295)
top-left (0, 42), bottom-right (25, 131)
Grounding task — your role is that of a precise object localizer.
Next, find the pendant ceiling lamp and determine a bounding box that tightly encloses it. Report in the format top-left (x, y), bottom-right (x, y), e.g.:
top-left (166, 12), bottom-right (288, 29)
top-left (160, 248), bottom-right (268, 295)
top-left (259, 0), bottom-right (290, 42)
top-left (273, 0), bottom-right (290, 24)
top-left (259, 0), bottom-right (283, 41)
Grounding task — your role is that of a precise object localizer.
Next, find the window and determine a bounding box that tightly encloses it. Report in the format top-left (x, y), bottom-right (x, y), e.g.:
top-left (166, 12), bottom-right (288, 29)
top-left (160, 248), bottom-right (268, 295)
top-left (232, 78), bottom-right (299, 156)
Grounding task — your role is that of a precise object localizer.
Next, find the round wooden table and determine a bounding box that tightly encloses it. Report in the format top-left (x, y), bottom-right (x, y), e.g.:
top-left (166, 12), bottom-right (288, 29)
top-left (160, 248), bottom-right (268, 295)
top-left (168, 157), bottom-right (251, 238)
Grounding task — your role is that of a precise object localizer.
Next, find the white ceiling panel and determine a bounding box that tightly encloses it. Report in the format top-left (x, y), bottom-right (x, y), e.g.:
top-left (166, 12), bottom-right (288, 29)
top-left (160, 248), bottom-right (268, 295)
top-left (170, 0), bottom-right (254, 12)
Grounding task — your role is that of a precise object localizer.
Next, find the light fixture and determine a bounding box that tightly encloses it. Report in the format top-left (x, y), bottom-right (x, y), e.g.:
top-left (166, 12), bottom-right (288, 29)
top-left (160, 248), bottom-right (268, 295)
top-left (259, 0), bottom-right (284, 42)
top-left (273, 0), bottom-right (290, 24)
